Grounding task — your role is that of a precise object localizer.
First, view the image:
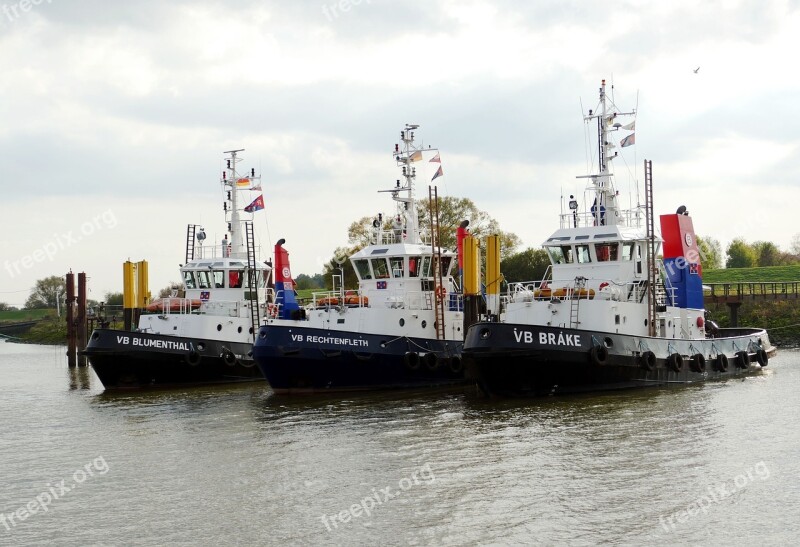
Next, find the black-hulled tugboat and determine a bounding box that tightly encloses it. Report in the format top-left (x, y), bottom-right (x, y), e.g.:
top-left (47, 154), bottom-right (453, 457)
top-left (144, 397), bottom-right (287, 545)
top-left (463, 80), bottom-right (776, 397)
top-left (252, 125), bottom-right (467, 393)
top-left (84, 149), bottom-right (272, 389)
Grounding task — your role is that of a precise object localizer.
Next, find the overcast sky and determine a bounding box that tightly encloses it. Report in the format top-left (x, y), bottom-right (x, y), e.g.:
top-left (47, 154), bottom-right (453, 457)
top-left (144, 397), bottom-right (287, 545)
top-left (2, 0), bottom-right (799, 307)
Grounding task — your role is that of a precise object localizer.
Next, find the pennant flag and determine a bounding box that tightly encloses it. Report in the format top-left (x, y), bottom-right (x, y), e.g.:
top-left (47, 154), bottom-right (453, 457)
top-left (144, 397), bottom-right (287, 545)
top-left (236, 177), bottom-right (250, 187)
top-left (621, 121), bottom-right (635, 131)
top-left (429, 152), bottom-right (441, 163)
top-left (244, 195), bottom-right (265, 212)
top-left (249, 184), bottom-right (262, 191)
top-left (431, 165), bottom-right (443, 181)
top-left (409, 151), bottom-right (423, 162)
top-left (620, 133), bottom-right (636, 148)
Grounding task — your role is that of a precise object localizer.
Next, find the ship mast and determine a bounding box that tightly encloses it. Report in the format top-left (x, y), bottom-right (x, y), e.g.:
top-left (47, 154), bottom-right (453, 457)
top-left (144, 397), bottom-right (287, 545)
top-left (379, 124), bottom-right (433, 244)
top-left (581, 79), bottom-right (635, 227)
top-left (221, 149), bottom-right (261, 258)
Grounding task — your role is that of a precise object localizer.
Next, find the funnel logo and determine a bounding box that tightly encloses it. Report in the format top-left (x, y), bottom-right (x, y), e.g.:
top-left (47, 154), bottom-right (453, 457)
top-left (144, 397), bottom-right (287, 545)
top-left (282, 267), bottom-right (291, 279)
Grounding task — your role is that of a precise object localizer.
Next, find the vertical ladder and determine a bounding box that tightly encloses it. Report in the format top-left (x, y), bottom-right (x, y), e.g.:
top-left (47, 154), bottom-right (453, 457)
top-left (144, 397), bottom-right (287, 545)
top-left (569, 276), bottom-right (585, 328)
top-left (428, 186), bottom-right (446, 340)
top-left (245, 221), bottom-right (260, 340)
top-left (185, 224), bottom-right (196, 263)
top-left (644, 160), bottom-right (657, 337)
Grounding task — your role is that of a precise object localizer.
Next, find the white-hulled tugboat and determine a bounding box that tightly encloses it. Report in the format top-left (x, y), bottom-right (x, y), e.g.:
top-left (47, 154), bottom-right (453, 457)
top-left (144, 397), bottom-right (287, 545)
top-left (252, 125), bottom-right (467, 393)
top-left (84, 149), bottom-right (273, 389)
top-left (463, 80), bottom-right (776, 397)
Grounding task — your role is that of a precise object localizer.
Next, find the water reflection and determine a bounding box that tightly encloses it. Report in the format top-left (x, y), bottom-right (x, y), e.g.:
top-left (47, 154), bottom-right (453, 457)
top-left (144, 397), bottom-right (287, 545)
top-left (67, 366), bottom-right (93, 390)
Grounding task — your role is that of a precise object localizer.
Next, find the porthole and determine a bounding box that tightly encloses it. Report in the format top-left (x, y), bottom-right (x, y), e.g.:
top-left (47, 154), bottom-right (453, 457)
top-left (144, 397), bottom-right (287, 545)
top-left (217, 324), bottom-right (222, 332)
top-left (399, 318), bottom-right (405, 327)
top-left (421, 320), bottom-right (427, 328)
top-left (480, 328), bottom-right (491, 339)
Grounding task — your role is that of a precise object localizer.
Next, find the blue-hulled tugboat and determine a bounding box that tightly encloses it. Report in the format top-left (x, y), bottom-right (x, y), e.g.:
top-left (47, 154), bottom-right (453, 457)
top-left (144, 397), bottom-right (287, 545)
top-left (463, 80), bottom-right (776, 397)
top-left (84, 149), bottom-right (272, 389)
top-left (253, 125), bottom-right (467, 393)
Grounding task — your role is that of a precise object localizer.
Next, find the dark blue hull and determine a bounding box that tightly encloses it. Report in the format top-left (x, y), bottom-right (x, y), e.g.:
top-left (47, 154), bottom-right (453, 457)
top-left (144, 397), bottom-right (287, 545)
top-left (84, 329), bottom-right (264, 389)
top-left (253, 325), bottom-right (465, 393)
top-left (464, 322), bottom-right (773, 397)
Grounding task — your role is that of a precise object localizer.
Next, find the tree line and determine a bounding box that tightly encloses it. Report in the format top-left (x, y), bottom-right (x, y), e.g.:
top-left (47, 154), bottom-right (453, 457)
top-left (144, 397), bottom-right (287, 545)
top-left (5, 207), bottom-right (799, 311)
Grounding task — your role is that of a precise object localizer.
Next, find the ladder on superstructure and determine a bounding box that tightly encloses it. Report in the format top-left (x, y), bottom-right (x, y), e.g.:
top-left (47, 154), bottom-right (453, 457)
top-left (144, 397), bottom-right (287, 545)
top-left (569, 276), bottom-right (586, 328)
top-left (185, 224), bottom-right (197, 263)
top-left (644, 160), bottom-right (657, 337)
top-left (245, 221), bottom-right (260, 340)
top-left (429, 186), bottom-right (446, 340)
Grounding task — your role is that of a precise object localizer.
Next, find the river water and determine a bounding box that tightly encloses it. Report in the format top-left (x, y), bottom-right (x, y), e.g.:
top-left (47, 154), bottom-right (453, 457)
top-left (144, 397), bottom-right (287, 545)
top-left (1, 341), bottom-right (798, 546)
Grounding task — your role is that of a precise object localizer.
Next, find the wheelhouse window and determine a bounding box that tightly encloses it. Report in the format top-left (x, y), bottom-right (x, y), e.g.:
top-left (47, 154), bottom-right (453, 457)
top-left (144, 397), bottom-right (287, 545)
top-left (420, 256), bottom-right (432, 277)
top-left (595, 243), bottom-right (619, 262)
top-left (621, 243), bottom-right (634, 261)
top-left (575, 245), bottom-right (591, 264)
top-left (213, 271), bottom-right (225, 288)
top-left (183, 271), bottom-right (196, 289)
top-left (196, 270), bottom-right (212, 289)
top-left (408, 256), bottom-right (422, 277)
top-left (548, 246), bottom-right (574, 264)
top-left (440, 256), bottom-right (453, 277)
top-left (371, 258), bottom-right (390, 279)
top-left (354, 259), bottom-right (372, 280)
top-left (228, 270), bottom-right (244, 288)
top-left (390, 257), bottom-right (404, 278)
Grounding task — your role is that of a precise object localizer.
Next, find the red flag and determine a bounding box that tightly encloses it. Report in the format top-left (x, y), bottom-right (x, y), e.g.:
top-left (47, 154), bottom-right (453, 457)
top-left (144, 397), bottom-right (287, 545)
top-left (429, 152), bottom-right (441, 163)
top-left (244, 195), bottom-right (265, 212)
top-left (431, 165), bottom-right (443, 181)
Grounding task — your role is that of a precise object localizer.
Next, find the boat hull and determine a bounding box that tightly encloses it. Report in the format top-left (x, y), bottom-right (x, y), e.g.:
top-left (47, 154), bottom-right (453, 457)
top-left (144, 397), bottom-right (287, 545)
top-left (463, 322), bottom-right (774, 397)
top-left (252, 325), bottom-right (465, 393)
top-left (84, 329), bottom-right (264, 389)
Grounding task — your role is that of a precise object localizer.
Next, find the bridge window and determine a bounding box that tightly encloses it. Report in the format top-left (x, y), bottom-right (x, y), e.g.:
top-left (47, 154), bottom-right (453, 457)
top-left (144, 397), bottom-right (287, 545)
top-left (228, 270), bottom-right (244, 288)
top-left (390, 257), bottom-right (404, 278)
top-left (183, 271), bottom-right (196, 289)
top-left (420, 256), bottom-right (432, 277)
top-left (576, 245), bottom-right (592, 264)
top-left (595, 243), bottom-right (619, 262)
top-left (408, 256), bottom-right (421, 277)
top-left (548, 246), bottom-right (574, 264)
top-left (213, 271), bottom-right (225, 288)
top-left (621, 243), bottom-right (634, 261)
top-left (196, 271), bottom-right (212, 289)
top-left (371, 258), bottom-right (390, 279)
top-left (354, 259), bottom-right (372, 280)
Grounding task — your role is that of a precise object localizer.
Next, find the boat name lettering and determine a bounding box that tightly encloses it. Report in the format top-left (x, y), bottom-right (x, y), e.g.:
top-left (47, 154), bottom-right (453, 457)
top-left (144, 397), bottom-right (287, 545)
top-left (511, 329), bottom-right (582, 347)
top-left (115, 335), bottom-right (191, 351)
top-left (294, 334), bottom-right (368, 347)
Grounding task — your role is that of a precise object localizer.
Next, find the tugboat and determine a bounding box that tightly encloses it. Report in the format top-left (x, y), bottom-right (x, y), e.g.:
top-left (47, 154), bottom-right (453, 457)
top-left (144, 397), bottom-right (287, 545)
top-left (463, 80), bottom-right (776, 397)
top-left (252, 125), bottom-right (467, 393)
top-left (84, 149), bottom-right (272, 389)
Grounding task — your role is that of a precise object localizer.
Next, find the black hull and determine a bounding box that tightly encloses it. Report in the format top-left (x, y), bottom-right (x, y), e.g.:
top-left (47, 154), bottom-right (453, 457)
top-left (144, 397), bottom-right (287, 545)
top-left (464, 322), bottom-right (773, 397)
top-left (84, 329), bottom-right (264, 390)
top-left (253, 325), bottom-right (465, 393)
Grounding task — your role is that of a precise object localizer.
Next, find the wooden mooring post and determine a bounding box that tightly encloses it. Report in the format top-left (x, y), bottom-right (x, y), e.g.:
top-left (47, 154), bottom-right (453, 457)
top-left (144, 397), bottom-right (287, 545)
top-left (65, 271), bottom-right (88, 367)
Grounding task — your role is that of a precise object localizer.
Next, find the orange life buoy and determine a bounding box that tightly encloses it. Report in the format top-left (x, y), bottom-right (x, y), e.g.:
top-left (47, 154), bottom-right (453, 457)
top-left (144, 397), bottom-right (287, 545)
top-left (435, 286), bottom-right (446, 299)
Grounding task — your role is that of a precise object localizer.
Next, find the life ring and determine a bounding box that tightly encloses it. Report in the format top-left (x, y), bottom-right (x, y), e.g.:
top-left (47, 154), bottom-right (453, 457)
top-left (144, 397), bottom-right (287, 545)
top-left (756, 348), bottom-right (768, 367)
top-left (449, 355), bottom-right (463, 374)
top-left (435, 286), bottom-right (446, 299)
top-left (185, 351), bottom-right (201, 366)
top-left (424, 352), bottom-right (439, 370)
top-left (715, 353), bottom-right (729, 372)
top-left (599, 282), bottom-right (609, 291)
top-left (222, 350), bottom-right (237, 367)
top-left (735, 351), bottom-right (749, 369)
top-left (640, 350), bottom-right (656, 371)
top-left (589, 345), bottom-right (609, 366)
top-left (689, 353), bottom-right (706, 373)
top-left (404, 352), bottom-right (420, 370)
top-left (667, 353), bottom-right (684, 373)
top-left (267, 304), bottom-right (278, 318)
